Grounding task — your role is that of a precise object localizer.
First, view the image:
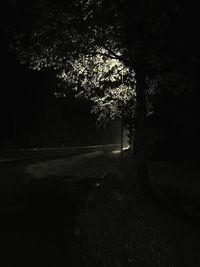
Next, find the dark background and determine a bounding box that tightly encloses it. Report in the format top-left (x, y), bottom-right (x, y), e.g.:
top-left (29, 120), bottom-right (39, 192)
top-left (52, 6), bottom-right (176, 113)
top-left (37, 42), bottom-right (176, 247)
top-left (0, 1), bottom-right (120, 148)
top-left (0, 34), bottom-right (100, 148)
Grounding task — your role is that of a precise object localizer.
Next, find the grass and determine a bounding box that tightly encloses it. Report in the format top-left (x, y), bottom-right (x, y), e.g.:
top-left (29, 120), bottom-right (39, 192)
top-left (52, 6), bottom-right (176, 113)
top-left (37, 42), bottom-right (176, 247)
top-left (68, 152), bottom-right (200, 266)
top-left (75, 163), bottom-right (174, 267)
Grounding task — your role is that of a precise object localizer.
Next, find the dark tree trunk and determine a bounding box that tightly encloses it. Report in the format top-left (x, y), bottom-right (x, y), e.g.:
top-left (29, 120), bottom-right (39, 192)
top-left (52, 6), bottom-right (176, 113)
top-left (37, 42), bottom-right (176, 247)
top-left (135, 67), bottom-right (149, 193)
top-left (128, 122), bottom-right (134, 154)
top-left (120, 116), bottom-right (123, 160)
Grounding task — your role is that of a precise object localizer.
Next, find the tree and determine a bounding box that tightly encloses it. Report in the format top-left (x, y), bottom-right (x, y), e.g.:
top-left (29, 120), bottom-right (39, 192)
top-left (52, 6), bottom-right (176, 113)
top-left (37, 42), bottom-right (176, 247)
top-left (56, 48), bottom-right (136, 124)
top-left (56, 46), bottom-right (137, 157)
top-left (11, 0), bottom-right (197, 192)
top-left (12, 0), bottom-right (139, 156)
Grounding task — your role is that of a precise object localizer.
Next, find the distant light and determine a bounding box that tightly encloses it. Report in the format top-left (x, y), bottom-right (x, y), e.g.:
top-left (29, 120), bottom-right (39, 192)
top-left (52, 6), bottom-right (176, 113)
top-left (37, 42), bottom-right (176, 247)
top-left (111, 150), bottom-right (121, 154)
top-left (123, 146), bottom-right (130, 150)
top-left (111, 146), bottom-right (130, 154)
top-left (54, 92), bottom-right (66, 98)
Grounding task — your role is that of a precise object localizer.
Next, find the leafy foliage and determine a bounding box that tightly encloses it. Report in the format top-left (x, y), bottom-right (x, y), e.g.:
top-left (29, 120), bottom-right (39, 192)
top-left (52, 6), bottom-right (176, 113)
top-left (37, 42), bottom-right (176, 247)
top-left (12, 0), bottom-right (137, 126)
top-left (12, 0), bottom-right (191, 115)
top-left (57, 47), bottom-right (136, 125)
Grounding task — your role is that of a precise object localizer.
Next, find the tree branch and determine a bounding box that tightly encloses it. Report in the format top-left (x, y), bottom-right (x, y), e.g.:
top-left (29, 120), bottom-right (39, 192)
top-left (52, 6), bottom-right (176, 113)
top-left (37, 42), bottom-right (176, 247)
top-left (88, 51), bottom-right (118, 60)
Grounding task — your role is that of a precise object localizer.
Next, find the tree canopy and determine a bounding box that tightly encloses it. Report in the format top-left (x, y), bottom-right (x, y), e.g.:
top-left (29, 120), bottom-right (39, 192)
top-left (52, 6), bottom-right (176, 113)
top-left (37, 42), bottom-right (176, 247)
top-left (56, 47), bottom-right (136, 125)
top-left (12, 0), bottom-right (139, 126)
top-left (12, 0), bottom-right (198, 110)
top-left (10, 0), bottom-right (198, 189)
top-left (12, 0), bottom-right (198, 82)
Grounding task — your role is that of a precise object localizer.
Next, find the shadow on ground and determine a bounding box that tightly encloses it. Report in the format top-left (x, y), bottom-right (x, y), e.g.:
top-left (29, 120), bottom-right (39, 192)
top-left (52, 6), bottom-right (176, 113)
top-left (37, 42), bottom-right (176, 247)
top-left (0, 175), bottom-right (100, 267)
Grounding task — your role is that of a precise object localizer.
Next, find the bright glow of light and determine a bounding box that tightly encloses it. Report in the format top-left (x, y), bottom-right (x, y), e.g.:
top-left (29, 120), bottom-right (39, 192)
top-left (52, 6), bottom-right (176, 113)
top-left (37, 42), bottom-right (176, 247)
top-left (111, 146), bottom-right (130, 154)
top-left (111, 150), bottom-right (121, 154)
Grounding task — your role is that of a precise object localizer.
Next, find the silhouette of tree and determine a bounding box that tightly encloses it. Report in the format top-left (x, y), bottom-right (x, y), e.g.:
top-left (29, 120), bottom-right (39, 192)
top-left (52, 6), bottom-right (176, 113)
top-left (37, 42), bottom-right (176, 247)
top-left (10, 0), bottom-right (198, 192)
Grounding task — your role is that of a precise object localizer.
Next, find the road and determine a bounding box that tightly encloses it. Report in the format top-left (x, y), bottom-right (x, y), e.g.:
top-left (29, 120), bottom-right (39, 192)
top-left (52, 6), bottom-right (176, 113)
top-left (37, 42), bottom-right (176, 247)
top-left (0, 149), bottom-right (118, 266)
top-left (0, 144), bottom-right (120, 164)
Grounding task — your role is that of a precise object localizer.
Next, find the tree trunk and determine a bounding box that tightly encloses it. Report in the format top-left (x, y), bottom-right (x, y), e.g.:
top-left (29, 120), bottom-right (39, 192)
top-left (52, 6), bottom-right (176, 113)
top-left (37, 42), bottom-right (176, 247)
top-left (120, 116), bottom-right (123, 160)
top-left (128, 122), bottom-right (134, 154)
top-left (135, 67), bottom-right (149, 193)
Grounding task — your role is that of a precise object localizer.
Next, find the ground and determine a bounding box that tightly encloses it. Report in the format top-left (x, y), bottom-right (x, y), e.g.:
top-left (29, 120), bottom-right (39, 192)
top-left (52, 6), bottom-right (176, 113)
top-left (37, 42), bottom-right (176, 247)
top-left (0, 150), bottom-right (200, 266)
